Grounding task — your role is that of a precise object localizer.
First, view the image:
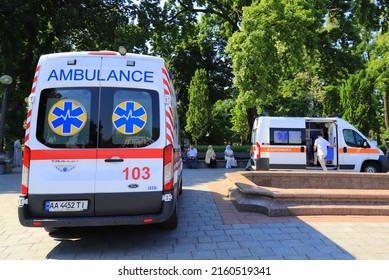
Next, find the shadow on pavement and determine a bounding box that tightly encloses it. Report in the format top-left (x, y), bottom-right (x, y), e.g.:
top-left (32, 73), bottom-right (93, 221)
top-left (45, 170), bottom-right (355, 260)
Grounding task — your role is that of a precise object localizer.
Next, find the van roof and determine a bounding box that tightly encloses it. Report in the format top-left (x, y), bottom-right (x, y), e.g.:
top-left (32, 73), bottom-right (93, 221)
top-left (257, 116), bottom-right (340, 122)
top-left (42, 51), bottom-right (162, 61)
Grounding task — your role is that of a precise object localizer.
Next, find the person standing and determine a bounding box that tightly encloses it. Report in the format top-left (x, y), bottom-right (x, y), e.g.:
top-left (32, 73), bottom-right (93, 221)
top-left (205, 145), bottom-right (217, 168)
top-left (314, 132), bottom-right (335, 171)
top-left (13, 138), bottom-right (23, 167)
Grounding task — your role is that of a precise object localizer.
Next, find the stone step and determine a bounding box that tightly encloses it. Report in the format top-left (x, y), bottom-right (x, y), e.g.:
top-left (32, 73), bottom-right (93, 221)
top-left (226, 171), bottom-right (389, 217)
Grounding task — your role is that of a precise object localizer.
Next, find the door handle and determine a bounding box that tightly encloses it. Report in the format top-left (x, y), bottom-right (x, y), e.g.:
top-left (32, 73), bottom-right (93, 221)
top-left (300, 146), bottom-right (305, 153)
top-left (343, 147), bottom-right (347, 153)
top-left (104, 157), bottom-right (124, 162)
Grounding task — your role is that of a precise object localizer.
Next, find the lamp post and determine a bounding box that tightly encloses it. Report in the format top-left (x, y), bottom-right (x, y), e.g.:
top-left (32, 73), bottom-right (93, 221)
top-left (0, 75), bottom-right (13, 154)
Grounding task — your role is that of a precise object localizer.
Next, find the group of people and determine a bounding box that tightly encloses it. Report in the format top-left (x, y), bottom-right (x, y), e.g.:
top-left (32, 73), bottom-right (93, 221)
top-left (184, 132), bottom-right (333, 171)
top-left (184, 144), bottom-right (238, 169)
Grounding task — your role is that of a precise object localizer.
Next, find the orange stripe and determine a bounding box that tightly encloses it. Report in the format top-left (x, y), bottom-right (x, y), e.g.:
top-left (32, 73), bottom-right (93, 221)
top-left (31, 149), bottom-right (164, 160)
top-left (338, 148), bottom-right (381, 154)
top-left (260, 147), bottom-right (303, 153)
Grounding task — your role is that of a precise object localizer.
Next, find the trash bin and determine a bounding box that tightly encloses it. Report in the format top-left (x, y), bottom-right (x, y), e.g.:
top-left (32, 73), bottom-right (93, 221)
top-left (4, 158), bottom-right (12, 173)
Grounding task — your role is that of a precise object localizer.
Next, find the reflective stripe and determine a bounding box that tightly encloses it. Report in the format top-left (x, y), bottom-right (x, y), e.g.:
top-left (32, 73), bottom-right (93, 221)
top-left (260, 146), bottom-right (303, 153)
top-left (30, 149), bottom-right (164, 160)
top-left (338, 148), bottom-right (381, 154)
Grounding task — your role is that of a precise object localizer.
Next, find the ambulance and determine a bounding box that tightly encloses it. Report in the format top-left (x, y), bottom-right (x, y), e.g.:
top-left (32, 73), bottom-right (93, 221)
top-left (250, 116), bottom-right (389, 173)
top-left (18, 49), bottom-right (183, 233)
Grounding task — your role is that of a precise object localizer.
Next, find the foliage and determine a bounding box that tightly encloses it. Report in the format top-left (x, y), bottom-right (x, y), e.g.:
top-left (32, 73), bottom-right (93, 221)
top-left (196, 145), bottom-right (251, 153)
top-left (185, 69), bottom-right (211, 144)
top-left (1, 0), bottom-right (389, 149)
top-left (339, 69), bottom-right (379, 136)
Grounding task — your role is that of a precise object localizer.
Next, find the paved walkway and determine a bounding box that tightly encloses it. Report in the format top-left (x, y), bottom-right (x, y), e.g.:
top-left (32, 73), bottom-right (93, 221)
top-left (1, 167), bottom-right (389, 260)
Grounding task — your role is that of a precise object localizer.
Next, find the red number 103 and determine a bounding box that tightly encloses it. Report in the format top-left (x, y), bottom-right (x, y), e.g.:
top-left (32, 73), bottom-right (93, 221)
top-left (122, 167), bottom-right (151, 180)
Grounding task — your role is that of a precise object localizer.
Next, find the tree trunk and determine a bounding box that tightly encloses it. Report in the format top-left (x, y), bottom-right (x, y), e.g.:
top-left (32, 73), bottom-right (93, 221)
top-left (384, 91), bottom-right (389, 129)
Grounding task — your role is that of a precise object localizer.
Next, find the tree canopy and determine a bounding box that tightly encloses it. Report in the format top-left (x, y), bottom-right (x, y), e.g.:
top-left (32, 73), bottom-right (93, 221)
top-left (1, 0), bottom-right (389, 149)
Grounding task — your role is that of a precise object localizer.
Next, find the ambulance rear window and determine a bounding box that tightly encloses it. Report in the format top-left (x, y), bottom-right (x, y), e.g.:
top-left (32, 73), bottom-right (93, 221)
top-left (37, 88), bottom-right (98, 148)
top-left (99, 88), bottom-right (160, 148)
top-left (270, 128), bottom-right (305, 145)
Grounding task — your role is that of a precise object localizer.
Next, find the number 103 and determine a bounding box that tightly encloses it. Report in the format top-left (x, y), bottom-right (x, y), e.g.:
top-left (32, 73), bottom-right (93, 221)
top-left (122, 166), bottom-right (151, 180)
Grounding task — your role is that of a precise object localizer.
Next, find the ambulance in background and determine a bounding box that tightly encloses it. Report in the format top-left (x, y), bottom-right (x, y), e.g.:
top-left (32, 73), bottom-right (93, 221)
top-left (250, 116), bottom-right (389, 173)
top-left (18, 49), bottom-right (183, 233)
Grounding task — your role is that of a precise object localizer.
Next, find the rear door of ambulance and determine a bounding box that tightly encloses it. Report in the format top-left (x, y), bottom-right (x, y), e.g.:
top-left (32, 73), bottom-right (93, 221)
top-left (267, 118), bottom-right (306, 169)
top-left (27, 53), bottom-right (164, 219)
top-left (94, 55), bottom-right (164, 216)
top-left (26, 54), bottom-right (100, 218)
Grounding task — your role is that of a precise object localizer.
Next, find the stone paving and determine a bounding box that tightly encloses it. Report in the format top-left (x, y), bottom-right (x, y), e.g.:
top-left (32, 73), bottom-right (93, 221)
top-left (1, 167), bottom-right (389, 260)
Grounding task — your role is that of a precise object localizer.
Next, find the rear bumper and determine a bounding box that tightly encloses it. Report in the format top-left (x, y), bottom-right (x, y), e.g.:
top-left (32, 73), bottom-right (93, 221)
top-left (18, 193), bottom-right (176, 228)
top-left (254, 158), bottom-right (269, 171)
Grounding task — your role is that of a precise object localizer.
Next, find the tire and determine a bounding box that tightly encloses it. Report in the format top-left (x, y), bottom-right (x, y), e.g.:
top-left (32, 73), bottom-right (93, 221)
top-left (179, 177), bottom-right (183, 195)
top-left (361, 162), bottom-right (379, 173)
top-left (162, 202), bottom-right (178, 230)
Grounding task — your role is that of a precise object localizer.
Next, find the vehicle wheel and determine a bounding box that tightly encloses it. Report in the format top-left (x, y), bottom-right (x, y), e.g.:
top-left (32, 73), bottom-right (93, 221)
top-left (361, 162), bottom-right (379, 173)
top-left (162, 203), bottom-right (178, 230)
top-left (179, 178), bottom-right (183, 195)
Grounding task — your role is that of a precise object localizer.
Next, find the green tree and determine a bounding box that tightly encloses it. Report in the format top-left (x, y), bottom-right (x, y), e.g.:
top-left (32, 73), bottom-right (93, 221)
top-left (185, 69), bottom-right (211, 144)
top-left (207, 99), bottom-right (234, 145)
top-left (226, 0), bottom-right (327, 139)
top-left (366, 32), bottom-right (389, 131)
top-left (340, 69), bottom-right (379, 136)
top-left (0, 0), bottom-right (131, 150)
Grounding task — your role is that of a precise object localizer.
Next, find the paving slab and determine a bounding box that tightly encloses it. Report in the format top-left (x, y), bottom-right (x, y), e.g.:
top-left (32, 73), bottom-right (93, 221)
top-left (1, 168), bottom-right (389, 260)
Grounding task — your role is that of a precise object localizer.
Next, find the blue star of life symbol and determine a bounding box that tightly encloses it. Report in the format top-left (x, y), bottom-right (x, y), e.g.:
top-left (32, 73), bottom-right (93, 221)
top-left (112, 101), bottom-right (147, 135)
top-left (48, 100), bottom-right (87, 136)
top-left (277, 131), bottom-right (288, 142)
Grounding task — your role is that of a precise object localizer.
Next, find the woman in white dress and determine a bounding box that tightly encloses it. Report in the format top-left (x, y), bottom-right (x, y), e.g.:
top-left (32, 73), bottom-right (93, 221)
top-left (224, 145), bottom-right (237, 168)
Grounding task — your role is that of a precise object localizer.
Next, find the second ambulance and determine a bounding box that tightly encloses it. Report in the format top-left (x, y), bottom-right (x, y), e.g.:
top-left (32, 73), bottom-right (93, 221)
top-left (251, 116), bottom-right (388, 173)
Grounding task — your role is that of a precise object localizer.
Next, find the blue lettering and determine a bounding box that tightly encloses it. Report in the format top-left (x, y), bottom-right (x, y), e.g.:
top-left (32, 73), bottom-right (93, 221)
top-left (47, 70), bottom-right (59, 81)
top-left (97, 70), bottom-right (105, 81)
top-left (60, 69), bottom-right (73, 81)
top-left (119, 70), bottom-right (130, 82)
top-left (47, 68), bottom-right (155, 83)
top-left (144, 71), bottom-right (154, 83)
top-left (85, 69), bottom-right (97, 81)
top-left (107, 70), bottom-right (119, 81)
top-left (74, 69), bottom-right (84, 81)
top-left (132, 71), bottom-right (143, 82)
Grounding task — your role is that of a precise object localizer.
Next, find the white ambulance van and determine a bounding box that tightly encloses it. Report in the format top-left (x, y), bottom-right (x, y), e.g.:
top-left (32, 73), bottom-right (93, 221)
top-left (18, 50), bottom-right (183, 232)
top-left (251, 116), bottom-right (389, 173)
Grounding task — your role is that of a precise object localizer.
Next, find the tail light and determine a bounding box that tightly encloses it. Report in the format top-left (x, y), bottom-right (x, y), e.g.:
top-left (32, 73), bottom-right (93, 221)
top-left (163, 144), bottom-right (173, 191)
top-left (254, 142), bottom-right (261, 159)
top-left (21, 145), bottom-right (30, 195)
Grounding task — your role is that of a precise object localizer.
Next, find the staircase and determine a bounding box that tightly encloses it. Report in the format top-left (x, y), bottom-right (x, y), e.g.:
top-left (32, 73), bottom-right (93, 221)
top-left (226, 171), bottom-right (389, 216)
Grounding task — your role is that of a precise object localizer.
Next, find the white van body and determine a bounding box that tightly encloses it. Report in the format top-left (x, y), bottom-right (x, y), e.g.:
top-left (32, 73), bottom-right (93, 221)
top-left (251, 116), bottom-right (388, 173)
top-left (18, 51), bottom-right (183, 232)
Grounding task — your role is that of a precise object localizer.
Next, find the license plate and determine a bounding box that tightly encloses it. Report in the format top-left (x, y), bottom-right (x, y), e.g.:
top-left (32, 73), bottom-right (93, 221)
top-left (45, 200), bottom-right (88, 212)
